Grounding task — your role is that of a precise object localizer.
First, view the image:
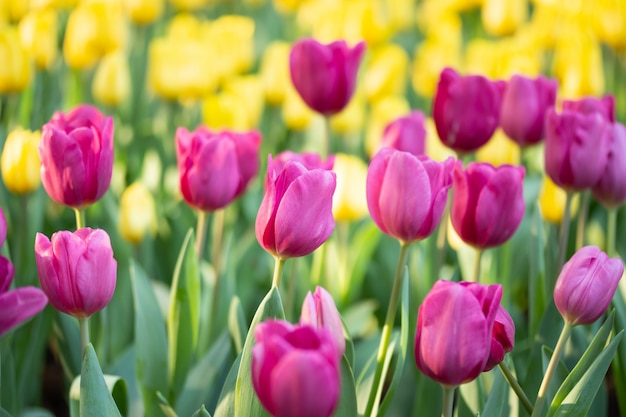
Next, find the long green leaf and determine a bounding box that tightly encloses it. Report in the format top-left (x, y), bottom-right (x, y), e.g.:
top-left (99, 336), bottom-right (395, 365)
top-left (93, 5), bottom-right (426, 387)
top-left (70, 374), bottom-right (128, 417)
top-left (213, 355), bottom-right (241, 417)
top-left (228, 296), bottom-right (247, 356)
top-left (192, 405), bottom-right (212, 417)
top-left (79, 344), bottom-right (122, 417)
top-left (332, 356), bottom-right (358, 417)
top-left (482, 370), bottom-right (511, 417)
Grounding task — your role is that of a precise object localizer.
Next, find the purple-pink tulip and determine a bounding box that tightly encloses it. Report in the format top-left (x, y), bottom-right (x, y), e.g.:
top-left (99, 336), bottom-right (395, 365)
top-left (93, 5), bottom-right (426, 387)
top-left (35, 228), bottom-right (117, 319)
top-left (483, 305), bottom-right (515, 371)
top-left (415, 280), bottom-right (502, 386)
top-left (562, 95), bottom-right (615, 122)
top-left (300, 286), bottom-right (345, 356)
top-left (256, 156), bottom-right (336, 259)
top-left (39, 104), bottom-right (114, 208)
top-left (289, 38), bottom-right (366, 116)
top-left (499, 74), bottom-right (558, 147)
top-left (176, 127), bottom-right (262, 212)
top-left (366, 148), bottom-right (456, 243)
top-left (544, 108), bottom-right (611, 191)
top-left (554, 246), bottom-right (623, 326)
top-left (252, 320), bottom-right (340, 417)
top-left (432, 67), bottom-right (504, 153)
top-left (380, 111), bottom-right (427, 156)
top-left (271, 151), bottom-right (335, 172)
top-left (592, 122), bottom-right (626, 208)
top-left (451, 162), bottom-right (525, 249)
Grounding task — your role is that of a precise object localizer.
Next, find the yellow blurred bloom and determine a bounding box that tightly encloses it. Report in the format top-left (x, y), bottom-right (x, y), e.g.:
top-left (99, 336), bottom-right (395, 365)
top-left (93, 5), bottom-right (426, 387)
top-left (481, 0), bottom-right (528, 36)
top-left (365, 95), bottom-right (410, 158)
top-left (539, 175), bottom-right (579, 224)
top-left (0, 0), bottom-right (30, 22)
top-left (92, 50), bottom-right (131, 107)
top-left (124, 0), bottom-right (163, 25)
top-left (465, 37), bottom-right (542, 79)
top-left (18, 8), bottom-right (57, 70)
top-left (552, 31), bottom-right (604, 98)
top-left (465, 39), bottom-right (500, 79)
top-left (1, 127), bottom-right (41, 195)
top-left (591, 0), bottom-right (626, 49)
top-left (475, 129), bottom-right (521, 166)
top-left (424, 117), bottom-right (456, 162)
top-left (168, 0), bottom-right (214, 11)
top-left (203, 75), bottom-right (264, 130)
top-left (119, 182), bottom-right (158, 244)
top-left (363, 43), bottom-right (409, 103)
top-left (282, 82), bottom-right (316, 131)
top-left (260, 41), bottom-right (290, 106)
top-left (386, 0), bottom-right (415, 31)
top-left (273, 0), bottom-right (306, 14)
top-left (332, 153), bottom-right (369, 222)
top-left (204, 15), bottom-right (255, 83)
top-left (331, 91), bottom-right (365, 135)
top-left (0, 26), bottom-right (31, 93)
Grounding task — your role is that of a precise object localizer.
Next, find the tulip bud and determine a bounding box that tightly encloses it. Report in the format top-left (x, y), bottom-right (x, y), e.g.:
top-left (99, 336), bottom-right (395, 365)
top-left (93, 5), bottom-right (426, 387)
top-left (123, 0), bottom-right (164, 25)
top-left (592, 122), bottom-right (626, 208)
top-left (301, 286), bottom-right (345, 356)
top-left (483, 305), bottom-right (515, 371)
top-left (255, 156), bottom-right (336, 259)
top-left (92, 50), bottom-right (131, 107)
top-left (380, 111), bottom-right (426, 156)
top-left (35, 228), bottom-right (117, 319)
top-left (18, 8), bottom-right (58, 70)
top-left (332, 153), bottom-right (368, 222)
top-left (289, 38), bottom-right (366, 115)
top-left (367, 148), bottom-right (455, 243)
top-left (271, 151), bottom-right (335, 173)
top-left (451, 162), bottom-right (525, 249)
top-left (1, 127), bottom-right (41, 195)
top-left (554, 246), bottom-right (624, 325)
top-left (561, 95), bottom-right (615, 123)
top-left (39, 104), bottom-right (114, 209)
top-left (119, 182), bottom-right (157, 244)
top-left (0, 26), bottom-right (31, 94)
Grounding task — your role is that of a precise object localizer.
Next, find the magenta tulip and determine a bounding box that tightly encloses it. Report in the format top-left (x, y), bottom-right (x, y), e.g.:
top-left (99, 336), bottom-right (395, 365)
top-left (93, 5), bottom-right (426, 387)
top-left (451, 162), bottom-right (525, 249)
top-left (433, 67), bottom-right (504, 153)
top-left (271, 151), bottom-right (335, 173)
top-left (256, 156), bottom-right (336, 259)
top-left (592, 122), bottom-right (626, 208)
top-left (380, 111), bottom-right (427, 156)
top-left (39, 104), bottom-right (114, 208)
top-left (483, 305), bottom-right (515, 371)
top-left (252, 320), bottom-right (340, 417)
top-left (500, 74), bottom-right (557, 146)
top-left (289, 38), bottom-right (366, 115)
top-left (35, 228), bottom-right (117, 319)
top-left (367, 148), bottom-right (456, 243)
top-left (415, 280), bottom-right (502, 386)
top-left (554, 246), bottom-right (623, 326)
top-left (300, 286), bottom-right (345, 356)
top-left (176, 126), bottom-right (262, 212)
top-left (562, 95), bottom-right (615, 122)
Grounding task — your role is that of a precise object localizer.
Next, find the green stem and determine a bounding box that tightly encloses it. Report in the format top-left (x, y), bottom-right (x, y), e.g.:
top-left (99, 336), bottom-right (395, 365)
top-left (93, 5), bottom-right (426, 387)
top-left (364, 241), bottom-right (411, 417)
top-left (194, 210), bottom-right (208, 260)
top-left (271, 256), bottom-right (286, 289)
top-left (474, 248), bottom-right (484, 283)
top-left (607, 208), bottom-right (617, 257)
top-left (323, 115), bottom-right (332, 158)
top-left (74, 208), bottom-right (85, 230)
top-left (575, 191), bottom-right (590, 250)
top-left (79, 317), bottom-right (90, 357)
top-left (434, 201), bottom-right (450, 281)
top-left (441, 385), bottom-right (456, 417)
top-left (337, 221), bottom-right (350, 305)
top-left (207, 209), bottom-right (226, 342)
top-left (556, 191), bottom-right (574, 269)
top-left (498, 362), bottom-right (533, 414)
top-left (531, 322), bottom-right (573, 417)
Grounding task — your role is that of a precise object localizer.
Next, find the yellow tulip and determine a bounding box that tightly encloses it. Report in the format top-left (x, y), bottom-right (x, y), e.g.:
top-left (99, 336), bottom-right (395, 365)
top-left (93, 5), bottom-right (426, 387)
top-left (481, 0), bottom-right (528, 37)
top-left (591, 0), bottom-right (626, 49)
top-left (424, 117), bottom-right (456, 162)
top-left (124, 0), bottom-right (164, 25)
top-left (203, 15), bottom-right (255, 83)
top-left (259, 41), bottom-right (290, 106)
top-left (386, 0), bottom-right (416, 31)
top-left (365, 95), bottom-right (410, 158)
top-left (0, 26), bottom-right (31, 93)
top-left (1, 127), bottom-right (41, 195)
top-left (168, 0), bottom-right (214, 11)
top-left (282, 82), bottom-right (316, 131)
top-left (119, 182), bottom-right (158, 244)
top-left (18, 8), bottom-right (57, 70)
top-left (539, 175), bottom-right (579, 224)
top-left (203, 76), bottom-right (264, 130)
top-left (465, 39), bottom-right (500, 79)
top-left (552, 32), bottom-right (604, 98)
top-left (0, 0), bottom-right (30, 22)
top-left (363, 43), bottom-right (409, 103)
top-left (475, 128), bottom-right (521, 166)
top-left (331, 91), bottom-right (365, 135)
top-left (92, 50), bottom-right (131, 107)
top-left (273, 0), bottom-right (306, 14)
top-left (223, 75), bottom-right (265, 128)
top-left (332, 153), bottom-right (369, 222)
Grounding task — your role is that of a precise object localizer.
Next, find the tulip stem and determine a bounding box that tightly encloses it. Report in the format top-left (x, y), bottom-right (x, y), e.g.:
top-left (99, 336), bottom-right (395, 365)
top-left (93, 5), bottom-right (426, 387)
top-left (575, 191), bottom-right (590, 250)
top-left (474, 248), bottom-right (484, 283)
top-left (74, 208), bottom-right (86, 230)
top-left (434, 202), bottom-right (450, 281)
top-left (323, 115), bottom-right (332, 158)
top-left (272, 257), bottom-right (286, 289)
top-left (441, 385), bottom-right (455, 417)
top-left (607, 208), bottom-right (617, 258)
top-left (79, 317), bottom-right (90, 357)
top-left (531, 321), bottom-right (572, 417)
top-left (556, 191), bottom-right (574, 269)
top-left (195, 210), bottom-right (208, 260)
top-left (364, 241), bottom-right (410, 417)
top-left (498, 362), bottom-right (533, 414)
top-left (207, 209), bottom-right (226, 342)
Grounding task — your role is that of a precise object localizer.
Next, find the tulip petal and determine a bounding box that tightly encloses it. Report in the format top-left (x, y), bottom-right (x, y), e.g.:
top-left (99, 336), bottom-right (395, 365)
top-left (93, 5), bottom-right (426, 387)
top-left (0, 255), bottom-right (15, 293)
top-left (0, 286), bottom-right (48, 337)
top-left (366, 148), bottom-right (392, 235)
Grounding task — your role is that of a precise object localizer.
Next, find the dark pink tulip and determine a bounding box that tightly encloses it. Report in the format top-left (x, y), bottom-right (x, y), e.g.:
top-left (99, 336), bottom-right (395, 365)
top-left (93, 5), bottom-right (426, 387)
top-left (300, 286), bottom-right (345, 356)
top-left (562, 95), bottom-right (615, 122)
top-left (367, 148), bottom-right (456, 243)
top-left (451, 162), bottom-right (525, 249)
top-left (500, 75), bottom-right (557, 146)
top-left (252, 320), bottom-right (340, 417)
top-left (483, 305), bottom-right (515, 371)
top-left (176, 126), bottom-right (262, 212)
top-left (380, 111), bottom-right (427, 156)
top-left (432, 67), bottom-right (503, 153)
top-left (0, 209), bottom-right (13, 293)
top-left (415, 280), bottom-right (502, 386)
top-left (0, 286), bottom-right (48, 337)
top-left (554, 246), bottom-right (623, 326)
top-left (35, 228), bottom-right (117, 319)
top-left (271, 151), bottom-right (335, 173)
top-left (39, 104), bottom-right (114, 208)
top-left (592, 122), bottom-right (626, 208)
top-left (255, 156), bottom-right (336, 259)
top-left (289, 38), bottom-right (366, 116)
top-left (544, 108), bottom-right (611, 191)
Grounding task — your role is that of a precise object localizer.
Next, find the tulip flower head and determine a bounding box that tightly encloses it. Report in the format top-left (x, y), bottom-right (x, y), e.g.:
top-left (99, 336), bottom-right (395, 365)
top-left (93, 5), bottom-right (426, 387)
top-left (300, 286), bottom-right (345, 356)
top-left (289, 38), bottom-right (366, 115)
top-left (592, 122), bottom-right (626, 208)
top-left (1, 127), bottom-right (41, 195)
top-left (561, 95), bottom-right (615, 123)
top-left (35, 228), bottom-right (117, 319)
top-left (39, 104), bottom-right (114, 209)
top-left (554, 246), bottom-right (623, 326)
top-left (483, 305), bottom-right (515, 371)
top-left (380, 111), bottom-right (427, 156)
top-left (271, 150), bottom-right (335, 172)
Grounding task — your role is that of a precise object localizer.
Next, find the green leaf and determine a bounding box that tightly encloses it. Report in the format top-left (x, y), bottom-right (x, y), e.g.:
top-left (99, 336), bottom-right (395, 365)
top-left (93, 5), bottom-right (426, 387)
top-left (332, 356), bottom-right (358, 417)
top-left (168, 229), bottom-right (201, 400)
top-left (53, 312), bottom-right (82, 379)
top-left (228, 296), bottom-right (247, 356)
top-left (213, 355), bottom-right (241, 417)
top-left (191, 405), bottom-right (212, 417)
top-left (412, 372), bottom-right (442, 417)
top-left (529, 203), bottom-right (548, 339)
top-left (79, 344), bottom-right (122, 417)
top-left (156, 392), bottom-right (179, 417)
top-left (70, 373), bottom-right (128, 417)
top-left (482, 371), bottom-right (510, 417)
top-left (612, 286), bottom-right (626, 416)
top-left (342, 221), bottom-right (381, 305)
top-left (0, 408), bottom-right (12, 417)
top-left (18, 408), bottom-right (57, 417)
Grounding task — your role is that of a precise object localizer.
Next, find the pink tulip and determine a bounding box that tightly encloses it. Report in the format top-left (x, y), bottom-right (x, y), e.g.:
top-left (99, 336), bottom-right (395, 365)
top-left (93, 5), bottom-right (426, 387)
top-left (176, 126), bottom-right (262, 212)
top-left (415, 280), bottom-right (502, 386)
top-left (554, 246), bottom-right (623, 326)
top-left (500, 75), bottom-right (558, 146)
top-left (255, 156), bottom-right (336, 259)
top-left (433, 67), bottom-right (504, 153)
top-left (451, 162), bottom-right (525, 249)
top-left (300, 286), bottom-right (345, 356)
top-left (367, 148), bottom-right (456, 243)
top-left (271, 151), bottom-right (335, 173)
top-left (35, 228), bottom-right (117, 319)
top-left (380, 111), bottom-right (426, 156)
top-left (289, 38), bottom-right (366, 115)
top-left (592, 122), bottom-right (626, 208)
top-left (562, 95), bottom-right (615, 122)
top-left (252, 320), bottom-right (340, 417)
top-left (483, 305), bottom-right (515, 371)
top-left (39, 104), bottom-right (114, 208)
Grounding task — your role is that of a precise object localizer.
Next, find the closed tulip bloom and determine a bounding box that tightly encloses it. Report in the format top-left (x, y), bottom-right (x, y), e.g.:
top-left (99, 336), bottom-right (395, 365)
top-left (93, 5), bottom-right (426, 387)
top-left (481, 0), bottom-right (527, 36)
top-left (554, 246), bottom-right (624, 325)
top-left (252, 320), bottom-right (340, 417)
top-left (380, 111), bottom-right (426, 156)
top-left (433, 67), bottom-right (503, 153)
top-left (271, 151), bottom-right (335, 173)
top-left (39, 105), bottom-right (114, 208)
top-left (289, 38), bottom-right (366, 115)
top-left (332, 153), bottom-right (368, 222)
top-left (367, 148), bottom-right (455, 243)
top-left (300, 286), bottom-right (345, 356)
top-left (35, 228), bottom-right (117, 319)
top-left (119, 182), bottom-right (157, 244)
top-left (18, 8), bottom-right (58, 70)
top-left (561, 95), bottom-right (615, 123)
top-left (255, 157), bottom-right (336, 259)
top-left (92, 50), bottom-right (131, 107)
top-left (0, 26), bottom-right (31, 94)
top-left (123, 0), bottom-right (164, 25)
top-left (1, 127), bottom-right (41, 195)
top-left (415, 280), bottom-right (502, 386)
top-left (176, 127), bottom-right (261, 212)
top-left (451, 162), bottom-right (525, 249)
top-left (500, 75), bottom-right (558, 146)
top-left (544, 108), bottom-right (611, 191)
top-left (592, 123), bottom-right (626, 208)
top-left (483, 305), bottom-right (515, 371)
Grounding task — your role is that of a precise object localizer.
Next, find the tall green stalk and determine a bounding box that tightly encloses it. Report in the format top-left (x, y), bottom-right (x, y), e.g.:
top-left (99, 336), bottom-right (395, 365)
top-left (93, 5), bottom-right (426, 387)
top-left (79, 317), bottom-right (90, 357)
top-left (474, 249), bottom-right (484, 283)
top-left (575, 191), bottom-right (590, 250)
top-left (272, 257), bottom-right (286, 289)
top-left (194, 210), bottom-right (208, 260)
top-left (441, 386), bottom-right (455, 417)
top-left (556, 191), bottom-right (574, 270)
top-left (498, 362), bottom-right (533, 414)
top-left (74, 208), bottom-right (86, 230)
top-left (607, 208), bottom-right (617, 257)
